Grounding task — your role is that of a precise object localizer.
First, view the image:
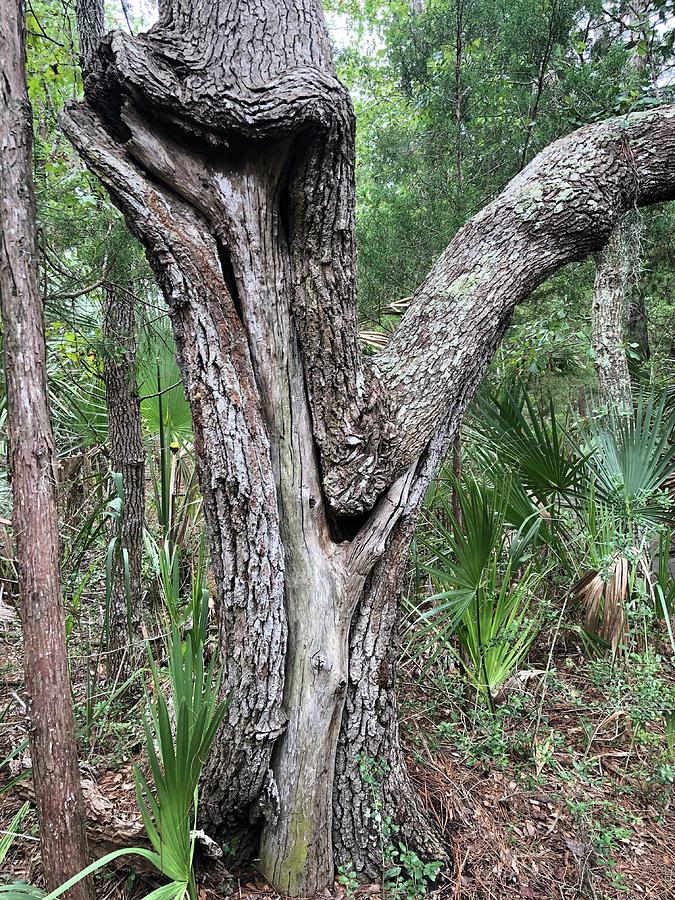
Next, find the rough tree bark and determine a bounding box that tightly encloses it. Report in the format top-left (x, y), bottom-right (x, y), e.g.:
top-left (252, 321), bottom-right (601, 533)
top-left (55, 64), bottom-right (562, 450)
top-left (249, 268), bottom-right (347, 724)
top-left (0, 3), bottom-right (93, 897)
top-left (76, 0), bottom-right (147, 682)
top-left (59, 0), bottom-right (675, 893)
top-left (101, 284), bottom-right (146, 679)
top-left (591, 0), bottom-right (653, 407)
top-left (592, 214), bottom-right (640, 409)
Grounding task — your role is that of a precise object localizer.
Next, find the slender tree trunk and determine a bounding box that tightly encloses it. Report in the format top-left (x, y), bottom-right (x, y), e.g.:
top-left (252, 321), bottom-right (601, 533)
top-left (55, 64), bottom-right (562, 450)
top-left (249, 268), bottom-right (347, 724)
top-left (519, 3), bottom-right (557, 169)
top-left (59, 0), bottom-right (675, 893)
top-left (0, 5), bottom-right (93, 897)
top-left (592, 1), bottom-right (653, 405)
top-left (75, 0), bottom-right (146, 681)
top-left (454, 0), bottom-right (464, 187)
top-left (592, 215), bottom-right (638, 409)
top-left (102, 284), bottom-right (145, 680)
top-left (628, 290), bottom-right (650, 361)
top-left (75, 0), bottom-right (104, 72)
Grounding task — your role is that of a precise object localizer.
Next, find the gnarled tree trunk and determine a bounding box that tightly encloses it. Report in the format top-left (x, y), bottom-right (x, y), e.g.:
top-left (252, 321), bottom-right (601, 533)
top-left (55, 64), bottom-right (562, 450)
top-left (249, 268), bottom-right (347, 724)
top-left (101, 284), bottom-right (146, 680)
top-left (60, 0), bottom-right (675, 893)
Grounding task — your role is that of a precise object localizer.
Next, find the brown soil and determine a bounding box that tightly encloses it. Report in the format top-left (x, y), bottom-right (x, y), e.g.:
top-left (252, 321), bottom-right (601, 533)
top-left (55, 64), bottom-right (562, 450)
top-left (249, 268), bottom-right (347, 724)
top-left (2, 616), bottom-right (674, 900)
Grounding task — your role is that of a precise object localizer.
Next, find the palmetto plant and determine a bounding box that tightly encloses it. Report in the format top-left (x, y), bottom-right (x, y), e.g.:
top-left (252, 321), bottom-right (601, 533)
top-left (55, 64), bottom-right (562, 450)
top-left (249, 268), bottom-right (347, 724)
top-left (571, 392), bottom-right (675, 650)
top-left (138, 322), bottom-right (192, 447)
top-left (416, 477), bottom-right (543, 704)
top-left (577, 391), bottom-right (675, 530)
top-left (470, 384), bottom-right (675, 652)
top-left (455, 559), bottom-right (540, 698)
top-left (472, 381), bottom-right (586, 506)
top-left (139, 324), bottom-right (199, 549)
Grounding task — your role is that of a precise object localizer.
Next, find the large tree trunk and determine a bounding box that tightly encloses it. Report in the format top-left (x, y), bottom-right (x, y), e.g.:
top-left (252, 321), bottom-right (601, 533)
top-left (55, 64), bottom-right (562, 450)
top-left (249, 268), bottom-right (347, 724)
top-left (60, 0), bottom-right (675, 893)
top-left (0, 4), bottom-right (93, 897)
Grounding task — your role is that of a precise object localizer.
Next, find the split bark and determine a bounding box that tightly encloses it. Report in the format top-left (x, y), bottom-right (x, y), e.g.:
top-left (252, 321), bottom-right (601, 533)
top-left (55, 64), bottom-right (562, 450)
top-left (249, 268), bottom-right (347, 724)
top-left (58, 0), bottom-right (675, 893)
top-left (0, 3), bottom-right (93, 896)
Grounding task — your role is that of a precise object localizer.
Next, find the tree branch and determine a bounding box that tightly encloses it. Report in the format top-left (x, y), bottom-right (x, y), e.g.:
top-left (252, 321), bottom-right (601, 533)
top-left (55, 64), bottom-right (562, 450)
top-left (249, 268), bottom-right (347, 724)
top-left (340, 106), bottom-right (675, 508)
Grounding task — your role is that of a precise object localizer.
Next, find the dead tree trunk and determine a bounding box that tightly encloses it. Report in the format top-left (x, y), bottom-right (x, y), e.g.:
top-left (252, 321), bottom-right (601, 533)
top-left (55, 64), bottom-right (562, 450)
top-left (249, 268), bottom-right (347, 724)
top-left (0, 4), bottom-right (93, 897)
top-left (60, 0), bottom-right (675, 893)
top-left (75, 0), bottom-right (146, 681)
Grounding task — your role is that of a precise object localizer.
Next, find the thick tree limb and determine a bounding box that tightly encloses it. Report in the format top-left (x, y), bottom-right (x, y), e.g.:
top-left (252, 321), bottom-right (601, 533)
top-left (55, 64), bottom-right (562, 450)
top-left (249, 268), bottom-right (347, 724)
top-left (69, 1), bottom-right (675, 522)
top-left (368, 107), bottom-right (675, 499)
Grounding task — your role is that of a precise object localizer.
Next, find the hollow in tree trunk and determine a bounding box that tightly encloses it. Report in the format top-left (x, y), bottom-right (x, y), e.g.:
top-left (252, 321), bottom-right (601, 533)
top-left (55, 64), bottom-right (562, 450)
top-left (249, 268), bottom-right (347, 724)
top-left (59, 0), bottom-right (675, 893)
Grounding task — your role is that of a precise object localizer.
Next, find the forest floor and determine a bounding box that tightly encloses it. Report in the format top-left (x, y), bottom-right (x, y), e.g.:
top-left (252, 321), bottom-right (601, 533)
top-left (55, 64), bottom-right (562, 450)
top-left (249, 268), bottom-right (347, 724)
top-left (1, 615), bottom-right (674, 900)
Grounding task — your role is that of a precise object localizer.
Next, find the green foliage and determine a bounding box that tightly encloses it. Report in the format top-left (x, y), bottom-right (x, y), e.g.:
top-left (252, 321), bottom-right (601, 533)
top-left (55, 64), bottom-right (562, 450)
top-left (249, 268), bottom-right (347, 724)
top-left (138, 324), bottom-right (192, 446)
top-left (418, 476), bottom-right (544, 701)
top-left (473, 382), bottom-right (585, 504)
top-left (436, 693), bottom-right (534, 768)
top-left (589, 651), bottom-right (674, 739)
top-left (336, 862), bottom-right (359, 898)
top-left (354, 755), bottom-right (442, 897)
top-left (0, 804), bottom-right (30, 868)
top-left (0, 561), bottom-right (224, 900)
top-left (134, 625), bottom-right (226, 895)
top-left (578, 392), bottom-right (675, 529)
top-left (455, 559), bottom-right (541, 696)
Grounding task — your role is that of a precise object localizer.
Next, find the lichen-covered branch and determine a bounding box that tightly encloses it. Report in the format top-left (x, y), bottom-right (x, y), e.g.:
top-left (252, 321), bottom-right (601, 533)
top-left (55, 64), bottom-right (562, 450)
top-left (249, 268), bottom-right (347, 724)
top-left (365, 107), bottom-right (675, 503)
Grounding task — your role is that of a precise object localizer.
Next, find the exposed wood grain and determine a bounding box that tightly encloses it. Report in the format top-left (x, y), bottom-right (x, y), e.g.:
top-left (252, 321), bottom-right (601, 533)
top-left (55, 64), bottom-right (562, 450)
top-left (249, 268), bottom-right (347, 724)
top-left (58, 0), bottom-right (675, 894)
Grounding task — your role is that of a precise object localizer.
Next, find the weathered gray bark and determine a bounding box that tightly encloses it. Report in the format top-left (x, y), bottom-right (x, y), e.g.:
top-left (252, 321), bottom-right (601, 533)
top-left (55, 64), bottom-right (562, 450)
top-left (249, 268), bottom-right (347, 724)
top-left (591, 1), bottom-right (653, 406)
top-left (59, 0), bottom-right (675, 893)
top-left (628, 289), bottom-right (650, 361)
top-left (333, 421), bottom-right (455, 876)
top-left (0, 3), bottom-right (93, 896)
top-left (592, 216), bottom-right (639, 409)
top-left (75, 0), bottom-right (147, 683)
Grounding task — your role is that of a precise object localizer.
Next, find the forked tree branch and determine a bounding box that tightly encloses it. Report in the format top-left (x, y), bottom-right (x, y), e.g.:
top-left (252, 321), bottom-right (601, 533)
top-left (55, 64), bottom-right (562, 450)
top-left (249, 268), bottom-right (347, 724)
top-left (366, 107), bottom-right (675, 503)
top-left (65, 0), bottom-right (675, 523)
